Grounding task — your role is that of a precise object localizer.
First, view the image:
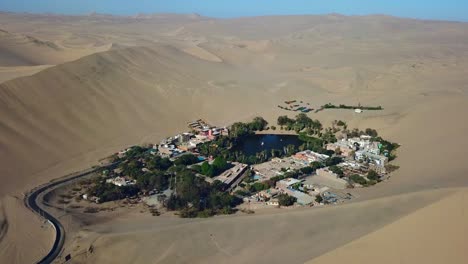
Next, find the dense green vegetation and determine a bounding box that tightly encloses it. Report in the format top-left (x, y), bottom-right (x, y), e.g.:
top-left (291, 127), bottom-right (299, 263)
top-left (93, 146), bottom-right (243, 218)
top-left (297, 132), bottom-right (326, 153)
top-left (276, 113), bottom-right (340, 152)
top-left (349, 174), bottom-right (377, 187)
top-left (278, 113), bottom-right (322, 134)
top-left (174, 153), bottom-right (199, 166)
top-left (248, 182), bottom-right (270, 192)
top-left (199, 157), bottom-right (230, 177)
top-left (277, 193), bottom-right (297, 206)
top-left (328, 165), bottom-right (344, 177)
top-left (322, 103), bottom-right (383, 111)
top-left (367, 170), bottom-right (380, 181)
top-left (165, 170), bottom-right (242, 218)
top-left (229, 116), bottom-right (268, 138)
top-left (89, 181), bottom-right (139, 203)
top-left (324, 156), bottom-right (343, 167)
top-left (136, 171), bottom-right (169, 191)
top-left (349, 174), bottom-right (367, 185)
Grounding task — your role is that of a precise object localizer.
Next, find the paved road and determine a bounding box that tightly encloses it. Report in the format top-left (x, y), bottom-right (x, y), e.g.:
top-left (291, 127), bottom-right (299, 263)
top-left (24, 165), bottom-right (113, 264)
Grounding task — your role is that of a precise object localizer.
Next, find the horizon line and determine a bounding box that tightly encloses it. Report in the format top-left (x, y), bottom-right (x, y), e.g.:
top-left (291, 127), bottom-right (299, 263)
top-left (0, 10), bottom-right (467, 23)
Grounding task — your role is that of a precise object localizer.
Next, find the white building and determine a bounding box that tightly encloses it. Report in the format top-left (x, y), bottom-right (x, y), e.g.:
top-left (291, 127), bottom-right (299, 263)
top-left (355, 150), bottom-right (388, 167)
top-left (276, 178), bottom-right (302, 190)
top-left (316, 168), bottom-right (341, 179)
top-left (106, 176), bottom-right (136, 187)
top-left (293, 150), bottom-right (329, 163)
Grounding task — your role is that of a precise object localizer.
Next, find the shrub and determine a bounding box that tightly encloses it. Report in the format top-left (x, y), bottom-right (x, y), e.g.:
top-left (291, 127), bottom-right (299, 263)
top-left (241, 209), bottom-right (255, 214)
top-left (367, 170), bottom-right (380, 181)
top-left (234, 190), bottom-right (250, 197)
top-left (84, 207), bottom-right (99, 213)
top-left (149, 208), bottom-right (160, 216)
top-left (329, 165), bottom-right (344, 177)
top-left (350, 174), bottom-right (367, 185)
top-left (315, 195), bottom-right (323, 203)
top-left (324, 157), bottom-right (343, 166)
top-left (179, 207), bottom-right (199, 218)
top-left (277, 193), bottom-right (297, 206)
top-left (197, 209), bottom-right (215, 218)
top-left (300, 166), bottom-right (314, 174)
top-left (249, 182), bottom-right (269, 192)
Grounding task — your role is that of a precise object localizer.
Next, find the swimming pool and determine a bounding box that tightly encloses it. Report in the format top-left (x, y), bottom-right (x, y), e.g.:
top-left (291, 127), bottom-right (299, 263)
top-left (251, 174), bottom-right (261, 180)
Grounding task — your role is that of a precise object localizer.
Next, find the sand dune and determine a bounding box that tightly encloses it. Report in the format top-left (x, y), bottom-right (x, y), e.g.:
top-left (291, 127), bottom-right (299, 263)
top-left (0, 28), bottom-right (109, 66)
top-left (181, 45), bottom-right (223, 62)
top-left (309, 188), bottom-right (468, 264)
top-left (0, 65), bottom-right (53, 84)
top-left (0, 28), bottom-right (110, 83)
top-left (0, 13), bottom-right (467, 263)
top-left (0, 29), bottom-right (62, 66)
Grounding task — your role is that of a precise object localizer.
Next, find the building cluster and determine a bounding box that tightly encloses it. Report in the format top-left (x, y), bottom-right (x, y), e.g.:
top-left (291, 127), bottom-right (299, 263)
top-left (157, 120), bottom-right (229, 158)
top-left (102, 119), bottom-right (395, 211)
top-left (326, 134), bottom-right (388, 173)
top-left (252, 156), bottom-right (310, 181)
top-left (244, 177), bottom-right (342, 206)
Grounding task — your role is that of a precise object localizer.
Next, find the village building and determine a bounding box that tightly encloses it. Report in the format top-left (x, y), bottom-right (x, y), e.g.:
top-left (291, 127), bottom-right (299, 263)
top-left (326, 141), bottom-right (355, 157)
top-left (276, 178), bottom-right (302, 190)
top-left (266, 199), bottom-right (279, 206)
top-left (293, 150), bottom-right (329, 163)
top-left (289, 190), bottom-right (315, 205)
top-left (369, 163), bottom-right (387, 174)
top-left (355, 150), bottom-right (388, 167)
top-left (258, 188), bottom-right (279, 200)
top-left (316, 168), bottom-right (341, 179)
top-left (275, 178), bottom-right (315, 205)
top-left (176, 133), bottom-right (193, 144)
top-left (214, 162), bottom-right (249, 190)
top-left (106, 176), bottom-right (136, 187)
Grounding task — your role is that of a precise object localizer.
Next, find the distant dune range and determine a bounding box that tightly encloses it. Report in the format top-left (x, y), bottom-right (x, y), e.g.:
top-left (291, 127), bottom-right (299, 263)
top-left (0, 12), bottom-right (468, 263)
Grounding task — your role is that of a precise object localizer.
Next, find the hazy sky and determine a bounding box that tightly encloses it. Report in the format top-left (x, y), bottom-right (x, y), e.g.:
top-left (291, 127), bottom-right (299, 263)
top-left (0, 0), bottom-right (466, 21)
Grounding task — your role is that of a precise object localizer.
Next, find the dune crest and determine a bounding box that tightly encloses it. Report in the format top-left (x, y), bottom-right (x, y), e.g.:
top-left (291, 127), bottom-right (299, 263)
top-left (181, 45), bottom-right (223, 62)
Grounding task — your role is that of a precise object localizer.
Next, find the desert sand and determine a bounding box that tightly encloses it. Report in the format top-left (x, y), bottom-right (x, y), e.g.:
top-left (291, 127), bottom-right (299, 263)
top-left (0, 12), bottom-right (468, 263)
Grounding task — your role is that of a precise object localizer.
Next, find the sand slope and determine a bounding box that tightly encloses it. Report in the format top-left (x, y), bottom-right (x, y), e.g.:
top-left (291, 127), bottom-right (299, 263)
top-left (0, 29), bottom-right (62, 66)
top-left (68, 188), bottom-right (452, 264)
top-left (0, 25), bottom-right (110, 83)
top-left (309, 188), bottom-right (468, 264)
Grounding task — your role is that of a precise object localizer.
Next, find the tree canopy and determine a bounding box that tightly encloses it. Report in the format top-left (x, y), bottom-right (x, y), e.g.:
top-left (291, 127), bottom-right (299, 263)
top-left (277, 193), bottom-right (297, 206)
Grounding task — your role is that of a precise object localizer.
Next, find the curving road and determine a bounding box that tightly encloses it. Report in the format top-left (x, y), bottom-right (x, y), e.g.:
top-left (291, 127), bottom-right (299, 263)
top-left (24, 166), bottom-right (106, 264)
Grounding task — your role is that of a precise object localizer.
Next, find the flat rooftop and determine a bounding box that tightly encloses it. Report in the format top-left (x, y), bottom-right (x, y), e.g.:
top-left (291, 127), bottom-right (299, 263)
top-left (215, 163), bottom-right (248, 186)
